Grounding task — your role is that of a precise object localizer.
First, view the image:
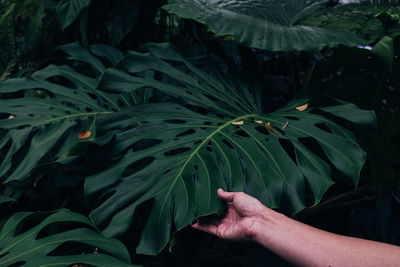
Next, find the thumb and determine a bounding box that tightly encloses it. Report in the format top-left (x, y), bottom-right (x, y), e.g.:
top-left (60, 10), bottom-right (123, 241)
top-left (217, 188), bottom-right (235, 202)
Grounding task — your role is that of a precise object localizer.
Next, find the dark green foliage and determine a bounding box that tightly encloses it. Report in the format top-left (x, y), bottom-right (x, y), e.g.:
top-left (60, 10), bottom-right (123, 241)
top-left (0, 0), bottom-right (60, 79)
top-left (0, 42), bottom-right (374, 255)
top-left (164, 0), bottom-right (366, 51)
top-left (0, 0), bottom-right (399, 266)
top-left (0, 210), bottom-right (137, 266)
top-left (299, 3), bottom-right (400, 43)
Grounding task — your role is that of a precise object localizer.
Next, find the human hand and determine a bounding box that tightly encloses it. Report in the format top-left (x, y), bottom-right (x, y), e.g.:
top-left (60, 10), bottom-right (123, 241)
top-left (191, 189), bottom-right (270, 241)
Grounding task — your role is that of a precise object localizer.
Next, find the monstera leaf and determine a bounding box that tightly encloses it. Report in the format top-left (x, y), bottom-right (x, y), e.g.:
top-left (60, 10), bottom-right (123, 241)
top-left (0, 43), bottom-right (142, 185)
top-left (0, 210), bottom-right (137, 266)
top-left (84, 43), bottom-right (374, 254)
top-left (0, 43), bottom-right (375, 256)
top-left (163, 0), bottom-right (366, 51)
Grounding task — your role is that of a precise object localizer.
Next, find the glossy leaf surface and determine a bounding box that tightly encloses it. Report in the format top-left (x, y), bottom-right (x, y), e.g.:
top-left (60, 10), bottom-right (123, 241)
top-left (163, 0), bottom-right (366, 51)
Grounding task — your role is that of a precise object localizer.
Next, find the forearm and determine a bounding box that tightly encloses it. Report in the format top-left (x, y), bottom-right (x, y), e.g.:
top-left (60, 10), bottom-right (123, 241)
top-left (253, 208), bottom-right (400, 267)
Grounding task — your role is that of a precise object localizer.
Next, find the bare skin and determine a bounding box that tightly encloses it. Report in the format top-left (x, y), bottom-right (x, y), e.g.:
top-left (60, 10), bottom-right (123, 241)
top-left (192, 189), bottom-right (400, 267)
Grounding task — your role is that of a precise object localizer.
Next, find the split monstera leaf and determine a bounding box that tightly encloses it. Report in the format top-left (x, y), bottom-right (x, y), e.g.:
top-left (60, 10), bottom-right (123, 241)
top-left (0, 210), bottom-right (137, 266)
top-left (0, 43), bottom-right (375, 256)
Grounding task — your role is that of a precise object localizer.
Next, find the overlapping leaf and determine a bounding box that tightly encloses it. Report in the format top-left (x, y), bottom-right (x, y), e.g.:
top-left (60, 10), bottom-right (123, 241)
top-left (0, 43), bottom-right (131, 184)
top-left (163, 0), bottom-right (366, 51)
top-left (0, 209), bottom-right (137, 267)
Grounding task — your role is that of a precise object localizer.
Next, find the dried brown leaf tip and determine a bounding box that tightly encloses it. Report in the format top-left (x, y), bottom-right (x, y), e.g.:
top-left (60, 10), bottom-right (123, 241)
top-left (78, 129), bottom-right (91, 140)
top-left (281, 121), bottom-right (289, 131)
top-left (232, 120), bottom-right (244, 125)
top-left (265, 122), bottom-right (278, 134)
top-left (254, 120), bottom-right (263, 124)
top-left (295, 103), bottom-right (308, 111)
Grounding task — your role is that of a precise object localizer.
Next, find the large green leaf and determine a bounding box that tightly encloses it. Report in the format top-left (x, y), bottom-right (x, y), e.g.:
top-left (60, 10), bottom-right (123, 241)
top-left (163, 0), bottom-right (366, 51)
top-left (56, 0), bottom-right (92, 29)
top-left (85, 43), bottom-right (373, 254)
top-left (0, 43), bottom-right (133, 185)
top-left (0, 209), bottom-right (137, 267)
top-left (0, 43), bottom-right (374, 256)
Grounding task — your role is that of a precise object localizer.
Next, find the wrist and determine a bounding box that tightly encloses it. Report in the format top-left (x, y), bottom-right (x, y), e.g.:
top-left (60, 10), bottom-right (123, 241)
top-left (250, 207), bottom-right (287, 243)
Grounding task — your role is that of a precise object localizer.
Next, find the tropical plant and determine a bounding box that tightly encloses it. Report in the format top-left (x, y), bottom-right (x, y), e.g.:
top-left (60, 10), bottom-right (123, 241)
top-left (0, 39), bottom-right (375, 256)
top-left (163, 0), bottom-right (366, 51)
top-left (0, 209), bottom-right (136, 266)
top-left (1, 0), bottom-right (399, 266)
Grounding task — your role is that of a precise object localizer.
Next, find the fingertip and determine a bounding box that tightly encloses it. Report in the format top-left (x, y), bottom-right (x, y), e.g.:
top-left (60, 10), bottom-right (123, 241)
top-left (217, 188), bottom-right (234, 201)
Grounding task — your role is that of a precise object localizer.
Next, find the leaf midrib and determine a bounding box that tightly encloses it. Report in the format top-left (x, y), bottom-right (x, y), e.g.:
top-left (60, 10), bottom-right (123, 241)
top-left (157, 113), bottom-right (256, 222)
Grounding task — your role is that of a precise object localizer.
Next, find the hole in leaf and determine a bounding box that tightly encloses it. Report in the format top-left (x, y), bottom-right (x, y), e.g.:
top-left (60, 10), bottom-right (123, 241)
top-left (47, 241), bottom-right (100, 257)
top-left (88, 93), bottom-right (98, 100)
top-left (165, 119), bottom-right (186, 124)
top-left (314, 123), bottom-right (332, 134)
top-left (278, 138), bottom-right (296, 163)
top-left (255, 126), bottom-right (270, 135)
top-left (175, 107), bottom-right (181, 110)
top-left (185, 90), bottom-right (193, 95)
top-left (298, 137), bottom-right (326, 160)
top-left (7, 261), bottom-right (25, 267)
top-left (122, 157), bottom-right (155, 177)
top-left (164, 147), bottom-right (191, 156)
top-left (217, 122), bottom-right (223, 126)
top-left (276, 128), bottom-right (286, 135)
top-left (194, 165), bottom-right (199, 170)
top-left (206, 146), bottom-right (213, 152)
top-left (86, 107), bottom-right (93, 112)
top-left (14, 213), bottom-right (49, 236)
top-left (265, 138), bottom-right (269, 142)
top-left (203, 122), bottom-right (212, 125)
top-left (28, 114), bottom-right (34, 117)
top-left (284, 116), bottom-right (299, 121)
top-left (103, 104), bottom-right (109, 109)
top-left (0, 113), bottom-right (12, 119)
top-left (202, 93), bottom-right (217, 102)
top-left (234, 130), bottom-right (249, 137)
top-left (37, 222), bottom-right (93, 240)
top-left (117, 100), bottom-right (124, 106)
top-left (96, 190), bottom-right (116, 209)
top-left (176, 129), bottom-right (195, 137)
top-left (222, 139), bottom-right (234, 149)
top-left (163, 169), bottom-right (172, 175)
top-left (17, 125), bottom-right (28, 130)
top-left (194, 140), bottom-right (202, 145)
top-left (192, 173), bottom-right (196, 183)
top-left (200, 127), bottom-right (206, 130)
top-left (184, 104), bottom-right (208, 115)
top-left (46, 76), bottom-right (76, 89)
top-left (0, 252), bottom-right (9, 259)
top-left (129, 139), bottom-right (162, 152)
